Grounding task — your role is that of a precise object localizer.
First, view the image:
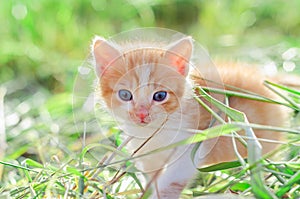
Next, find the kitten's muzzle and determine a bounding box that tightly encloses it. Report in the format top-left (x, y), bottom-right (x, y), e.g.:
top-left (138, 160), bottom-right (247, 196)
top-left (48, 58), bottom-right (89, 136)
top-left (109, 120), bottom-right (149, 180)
top-left (130, 106), bottom-right (151, 125)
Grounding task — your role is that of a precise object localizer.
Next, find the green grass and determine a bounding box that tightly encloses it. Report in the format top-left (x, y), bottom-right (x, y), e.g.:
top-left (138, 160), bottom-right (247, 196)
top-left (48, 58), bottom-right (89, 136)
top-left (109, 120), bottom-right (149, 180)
top-left (0, 80), bottom-right (299, 198)
top-left (1, 0), bottom-right (300, 198)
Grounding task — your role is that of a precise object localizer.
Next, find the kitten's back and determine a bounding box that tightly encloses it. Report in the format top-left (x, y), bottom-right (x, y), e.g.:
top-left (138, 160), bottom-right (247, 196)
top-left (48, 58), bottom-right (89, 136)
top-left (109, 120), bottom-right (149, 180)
top-left (191, 62), bottom-right (287, 165)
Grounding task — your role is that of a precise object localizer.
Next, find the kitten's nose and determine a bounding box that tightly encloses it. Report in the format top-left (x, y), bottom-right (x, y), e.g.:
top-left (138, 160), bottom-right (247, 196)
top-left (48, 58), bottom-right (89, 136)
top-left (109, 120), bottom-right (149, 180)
top-left (138, 112), bottom-right (147, 120)
top-left (135, 106), bottom-right (149, 123)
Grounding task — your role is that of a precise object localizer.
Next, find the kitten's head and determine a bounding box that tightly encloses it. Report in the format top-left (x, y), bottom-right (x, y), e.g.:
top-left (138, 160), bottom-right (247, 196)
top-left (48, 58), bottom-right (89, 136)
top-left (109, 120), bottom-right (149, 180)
top-left (92, 36), bottom-right (193, 128)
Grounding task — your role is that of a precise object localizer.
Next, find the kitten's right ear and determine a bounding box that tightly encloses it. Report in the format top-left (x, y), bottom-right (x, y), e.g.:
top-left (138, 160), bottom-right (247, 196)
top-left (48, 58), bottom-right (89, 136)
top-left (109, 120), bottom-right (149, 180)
top-left (92, 36), bottom-right (122, 77)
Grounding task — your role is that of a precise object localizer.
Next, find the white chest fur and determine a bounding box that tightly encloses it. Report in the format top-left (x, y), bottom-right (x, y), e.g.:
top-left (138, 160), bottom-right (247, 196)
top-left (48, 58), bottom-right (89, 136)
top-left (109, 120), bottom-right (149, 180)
top-left (121, 96), bottom-right (199, 173)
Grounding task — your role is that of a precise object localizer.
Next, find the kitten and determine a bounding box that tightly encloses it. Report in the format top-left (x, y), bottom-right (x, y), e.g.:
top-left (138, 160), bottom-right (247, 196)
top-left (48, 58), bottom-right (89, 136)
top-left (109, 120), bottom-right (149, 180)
top-left (91, 35), bottom-right (286, 199)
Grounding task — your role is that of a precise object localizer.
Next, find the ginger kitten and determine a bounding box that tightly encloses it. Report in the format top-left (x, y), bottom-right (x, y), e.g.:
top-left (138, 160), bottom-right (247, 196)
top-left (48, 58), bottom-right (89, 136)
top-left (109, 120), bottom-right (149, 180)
top-left (91, 35), bottom-right (286, 199)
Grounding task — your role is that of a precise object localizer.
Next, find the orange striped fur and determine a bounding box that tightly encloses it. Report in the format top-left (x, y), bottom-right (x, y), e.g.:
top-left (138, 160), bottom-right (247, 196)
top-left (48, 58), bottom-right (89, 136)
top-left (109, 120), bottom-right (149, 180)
top-left (92, 36), bottom-right (287, 199)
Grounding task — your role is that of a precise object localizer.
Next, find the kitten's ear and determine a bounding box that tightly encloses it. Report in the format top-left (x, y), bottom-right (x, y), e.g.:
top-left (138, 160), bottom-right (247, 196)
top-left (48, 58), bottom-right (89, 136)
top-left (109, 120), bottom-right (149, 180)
top-left (164, 37), bottom-right (193, 76)
top-left (92, 36), bottom-right (122, 77)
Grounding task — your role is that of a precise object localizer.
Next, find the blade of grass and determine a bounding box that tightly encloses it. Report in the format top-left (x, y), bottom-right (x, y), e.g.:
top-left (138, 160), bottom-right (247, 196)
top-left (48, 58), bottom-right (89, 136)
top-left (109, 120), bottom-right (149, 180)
top-left (233, 122), bottom-right (300, 135)
top-left (265, 80), bottom-right (300, 96)
top-left (201, 86), bottom-right (291, 107)
top-left (195, 87), bottom-right (245, 122)
top-left (276, 170), bottom-right (300, 198)
top-left (198, 160), bottom-right (245, 172)
top-left (80, 143), bottom-right (128, 162)
top-left (24, 159), bottom-right (44, 169)
top-left (0, 87), bottom-right (7, 181)
top-left (244, 119), bottom-right (277, 199)
top-left (196, 87), bottom-right (277, 198)
top-left (79, 122), bottom-right (86, 197)
top-left (264, 81), bottom-right (300, 111)
top-left (197, 77), bottom-right (296, 109)
top-left (81, 123), bottom-right (241, 173)
top-left (91, 136), bottom-right (132, 179)
top-left (193, 92), bottom-right (225, 123)
top-left (0, 160), bottom-right (39, 173)
top-left (127, 172), bottom-right (144, 193)
top-left (192, 87), bottom-right (247, 167)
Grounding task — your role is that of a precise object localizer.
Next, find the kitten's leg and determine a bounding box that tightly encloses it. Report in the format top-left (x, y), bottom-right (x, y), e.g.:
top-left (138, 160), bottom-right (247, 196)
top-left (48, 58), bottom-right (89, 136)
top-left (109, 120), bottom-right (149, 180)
top-left (149, 147), bottom-right (198, 199)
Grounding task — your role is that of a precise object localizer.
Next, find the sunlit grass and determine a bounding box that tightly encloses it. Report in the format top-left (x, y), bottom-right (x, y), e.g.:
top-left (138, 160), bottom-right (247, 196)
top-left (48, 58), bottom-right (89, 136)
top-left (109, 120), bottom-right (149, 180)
top-left (0, 80), bottom-right (299, 198)
top-left (1, 0), bottom-right (300, 198)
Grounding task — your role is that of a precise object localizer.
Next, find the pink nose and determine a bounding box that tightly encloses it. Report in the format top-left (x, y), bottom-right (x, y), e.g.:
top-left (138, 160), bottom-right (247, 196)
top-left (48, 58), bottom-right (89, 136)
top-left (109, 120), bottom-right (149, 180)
top-left (138, 112), bottom-right (147, 120)
top-left (135, 106), bottom-right (149, 122)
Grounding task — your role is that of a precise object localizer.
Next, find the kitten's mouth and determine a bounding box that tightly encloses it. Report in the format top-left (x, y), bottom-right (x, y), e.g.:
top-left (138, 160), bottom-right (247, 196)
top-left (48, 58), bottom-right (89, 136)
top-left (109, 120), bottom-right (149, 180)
top-left (134, 117), bottom-right (151, 126)
top-left (129, 110), bottom-right (152, 126)
top-left (129, 114), bottom-right (151, 126)
top-left (138, 121), bottom-right (149, 126)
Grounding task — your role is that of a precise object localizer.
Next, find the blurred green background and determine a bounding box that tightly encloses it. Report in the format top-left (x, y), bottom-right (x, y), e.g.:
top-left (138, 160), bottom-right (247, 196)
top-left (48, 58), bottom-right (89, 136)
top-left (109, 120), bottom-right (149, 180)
top-left (1, 0), bottom-right (300, 184)
top-left (1, 0), bottom-right (300, 93)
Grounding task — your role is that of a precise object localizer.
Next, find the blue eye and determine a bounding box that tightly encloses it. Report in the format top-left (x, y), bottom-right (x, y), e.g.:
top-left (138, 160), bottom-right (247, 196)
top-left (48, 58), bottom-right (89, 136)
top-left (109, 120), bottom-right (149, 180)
top-left (153, 91), bottom-right (167, 102)
top-left (118, 89), bottom-right (132, 101)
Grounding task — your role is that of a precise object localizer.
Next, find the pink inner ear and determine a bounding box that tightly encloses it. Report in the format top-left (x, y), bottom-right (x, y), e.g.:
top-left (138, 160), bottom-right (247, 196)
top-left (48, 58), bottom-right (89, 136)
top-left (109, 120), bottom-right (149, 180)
top-left (164, 37), bottom-right (193, 76)
top-left (93, 40), bottom-right (106, 75)
top-left (92, 37), bottom-right (122, 77)
top-left (171, 56), bottom-right (187, 76)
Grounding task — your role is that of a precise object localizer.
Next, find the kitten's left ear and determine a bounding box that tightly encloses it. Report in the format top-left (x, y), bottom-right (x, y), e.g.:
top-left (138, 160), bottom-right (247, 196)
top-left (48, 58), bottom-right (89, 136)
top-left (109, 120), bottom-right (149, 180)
top-left (164, 36), bottom-right (193, 76)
